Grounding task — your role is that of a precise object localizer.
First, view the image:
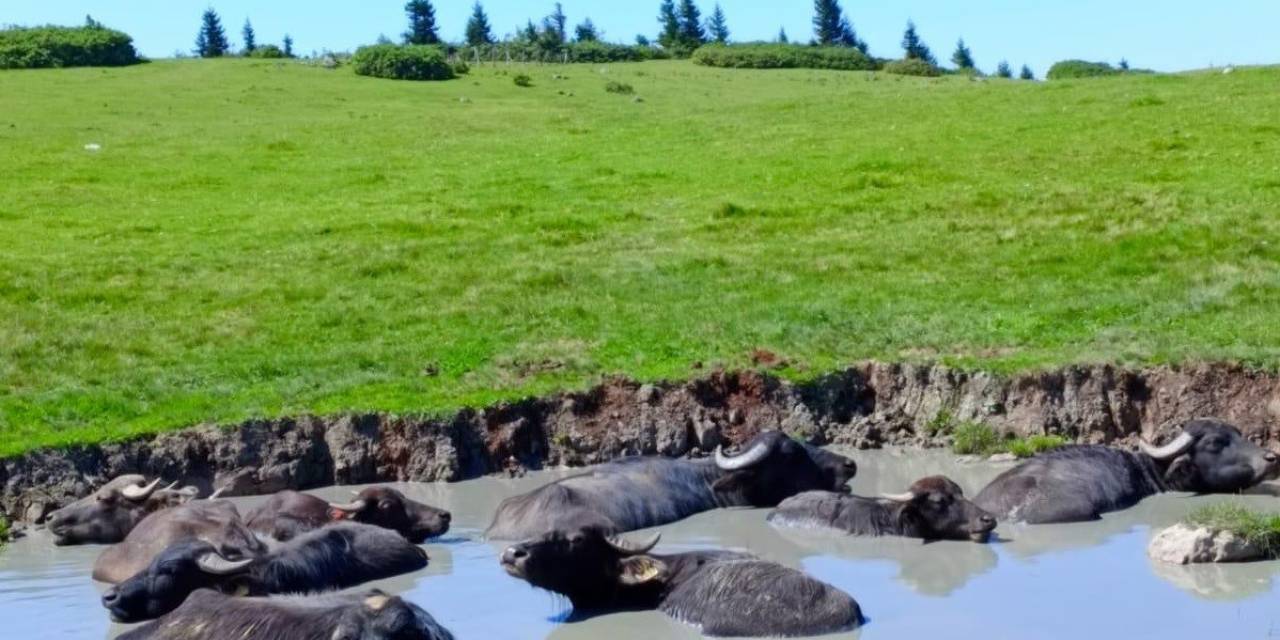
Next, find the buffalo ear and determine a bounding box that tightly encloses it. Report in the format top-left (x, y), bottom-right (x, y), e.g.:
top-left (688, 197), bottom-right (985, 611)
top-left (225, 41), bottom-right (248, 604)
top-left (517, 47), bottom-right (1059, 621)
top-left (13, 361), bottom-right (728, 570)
top-left (617, 555), bottom-right (668, 586)
top-left (1162, 455), bottom-right (1200, 491)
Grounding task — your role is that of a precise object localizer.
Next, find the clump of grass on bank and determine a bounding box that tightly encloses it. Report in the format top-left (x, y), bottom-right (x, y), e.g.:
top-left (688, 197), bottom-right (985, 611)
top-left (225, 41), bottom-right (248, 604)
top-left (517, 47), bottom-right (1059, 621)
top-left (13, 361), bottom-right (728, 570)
top-left (3, 60), bottom-right (1280, 456)
top-left (1186, 503), bottom-right (1280, 557)
top-left (951, 422), bottom-right (1067, 458)
top-left (0, 25), bottom-right (140, 69)
top-left (0, 517), bottom-right (9, 547)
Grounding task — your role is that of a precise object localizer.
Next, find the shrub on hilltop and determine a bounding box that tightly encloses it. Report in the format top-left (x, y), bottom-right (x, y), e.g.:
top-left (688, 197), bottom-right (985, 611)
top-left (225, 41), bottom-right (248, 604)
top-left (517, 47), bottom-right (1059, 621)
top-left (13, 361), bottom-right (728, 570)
top-left (883, 57), bottom-right (942, 77)
top-left (0, 24), bottom-right (141, 69)
top-left (691, 43), bottom-right (878, 71)
top-left (351, 43), bottom-right (455, 81)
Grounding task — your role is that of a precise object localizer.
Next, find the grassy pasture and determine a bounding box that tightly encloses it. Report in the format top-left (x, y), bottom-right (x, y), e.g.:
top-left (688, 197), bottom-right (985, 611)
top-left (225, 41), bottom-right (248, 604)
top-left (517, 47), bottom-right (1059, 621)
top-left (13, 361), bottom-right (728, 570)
top-left (2, 59), bottom-right (1279, 456)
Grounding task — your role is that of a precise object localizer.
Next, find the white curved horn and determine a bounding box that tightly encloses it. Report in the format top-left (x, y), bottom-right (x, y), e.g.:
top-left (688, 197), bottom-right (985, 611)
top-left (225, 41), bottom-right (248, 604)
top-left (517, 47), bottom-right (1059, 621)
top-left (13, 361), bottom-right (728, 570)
top-left (605, 532), bottom-right (661, 556)
top-left (120, 478), bottom-right (162, 501)
top-left (1140, 431), bottom-right (1196, 461)
top-left (328, 499), bottom-right (368, 513)
top-left (714, 441), bottom-right (771, 471)
top-left (879, 492), bottom-right (916, 502)
top-left (196, 551), bottom-right (254, 575)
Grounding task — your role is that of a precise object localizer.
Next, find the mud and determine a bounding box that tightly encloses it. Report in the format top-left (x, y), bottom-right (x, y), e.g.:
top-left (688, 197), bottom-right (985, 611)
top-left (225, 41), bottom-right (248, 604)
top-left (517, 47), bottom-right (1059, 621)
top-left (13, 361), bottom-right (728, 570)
top-left (4, 362), bottom-right (1279, 524)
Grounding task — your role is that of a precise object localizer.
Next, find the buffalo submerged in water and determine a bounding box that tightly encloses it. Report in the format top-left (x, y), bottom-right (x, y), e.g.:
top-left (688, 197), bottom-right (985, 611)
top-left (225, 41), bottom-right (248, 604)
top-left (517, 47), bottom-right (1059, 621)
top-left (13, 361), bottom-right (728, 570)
top-left (116, 589), bottom-right (454, 640)
top-left (245, 486), bottom-right (451, 543)
top-left (44, 476), bottom-right (199, 546)
top-left (769, 475), bottom-right (998, 542)
top-left (500, 527), bottom-right (863, 637)
top-left (101, 522), bottom-right (429, 622)
top-left (486, 430), bottom-right (858, 539)
top-left (975, 419), bottom-right (1280, 523)
top-left (92, 499), bottom-right (264, 584)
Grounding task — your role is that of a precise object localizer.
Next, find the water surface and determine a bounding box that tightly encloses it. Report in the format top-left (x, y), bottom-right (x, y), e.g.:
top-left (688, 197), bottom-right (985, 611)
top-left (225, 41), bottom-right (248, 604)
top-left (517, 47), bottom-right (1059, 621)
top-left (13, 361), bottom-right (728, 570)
top-left (1, 449), bottom-right (1277, 639)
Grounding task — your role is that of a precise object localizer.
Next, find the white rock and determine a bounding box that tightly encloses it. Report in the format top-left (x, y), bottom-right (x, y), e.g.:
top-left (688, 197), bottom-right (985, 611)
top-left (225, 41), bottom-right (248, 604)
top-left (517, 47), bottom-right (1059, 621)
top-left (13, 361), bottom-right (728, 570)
top-left (1147, 523), bottom-right (1266, 564)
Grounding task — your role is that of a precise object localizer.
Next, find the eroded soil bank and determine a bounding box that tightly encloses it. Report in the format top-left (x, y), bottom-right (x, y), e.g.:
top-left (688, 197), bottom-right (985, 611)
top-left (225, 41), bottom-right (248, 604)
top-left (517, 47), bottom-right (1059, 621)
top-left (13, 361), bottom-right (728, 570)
top-left (4, 362), bottom-right (1279, 523)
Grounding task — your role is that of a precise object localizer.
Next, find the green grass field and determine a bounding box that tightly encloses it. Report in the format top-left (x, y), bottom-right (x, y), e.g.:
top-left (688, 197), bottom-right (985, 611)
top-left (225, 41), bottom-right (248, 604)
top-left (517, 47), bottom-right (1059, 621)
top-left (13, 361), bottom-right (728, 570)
top-left (2, 59), bottom-right (1279, 456)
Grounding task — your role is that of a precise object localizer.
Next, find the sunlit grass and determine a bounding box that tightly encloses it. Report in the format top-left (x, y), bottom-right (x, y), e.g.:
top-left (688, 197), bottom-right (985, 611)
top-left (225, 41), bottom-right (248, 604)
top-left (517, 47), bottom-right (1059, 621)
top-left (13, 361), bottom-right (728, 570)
top-left (2, 59), bottom-right (1280, 455)
top-left (1186, 503), bottom-right (1280, 557)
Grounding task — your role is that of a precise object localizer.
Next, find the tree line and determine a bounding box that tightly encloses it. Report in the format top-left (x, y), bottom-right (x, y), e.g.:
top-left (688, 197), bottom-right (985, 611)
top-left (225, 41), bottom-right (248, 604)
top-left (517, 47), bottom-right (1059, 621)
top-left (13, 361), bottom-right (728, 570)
top-left (191, 0), bottom-right (1140, 79)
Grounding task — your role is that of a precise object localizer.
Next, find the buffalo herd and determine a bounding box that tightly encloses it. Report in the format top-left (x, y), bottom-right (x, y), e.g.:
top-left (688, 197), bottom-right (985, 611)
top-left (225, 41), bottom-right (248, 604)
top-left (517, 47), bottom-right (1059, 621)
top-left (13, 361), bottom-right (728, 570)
top-left (27, 418), bottom-right (1278, 638)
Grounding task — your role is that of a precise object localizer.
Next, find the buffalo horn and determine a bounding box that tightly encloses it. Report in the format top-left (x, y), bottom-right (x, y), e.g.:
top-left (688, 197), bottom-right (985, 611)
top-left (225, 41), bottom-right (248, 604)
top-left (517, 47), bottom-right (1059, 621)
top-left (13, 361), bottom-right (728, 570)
top-left (195, 551), bottom-right (254, 575)
top-left (1140, 431), bottom-right (1196, 461)
top-left (328, 498), bottom-right (369, 513)
top-left (879, 491), bottom-right (916, 502)
top-left (714, 441), bottom-right (771, 471)
top-left (206, 487), bottom-right (227, 500)
top-left (120, 478), bottom-right (163, 501)
top-left (605, 532), bottom-right (661, 556)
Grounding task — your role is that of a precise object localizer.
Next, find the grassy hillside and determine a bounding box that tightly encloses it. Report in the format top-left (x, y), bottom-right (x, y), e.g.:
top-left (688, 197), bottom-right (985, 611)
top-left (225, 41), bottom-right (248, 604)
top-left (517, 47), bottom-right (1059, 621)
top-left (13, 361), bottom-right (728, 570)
top-left (2, 59), bottom-right (1279, 456)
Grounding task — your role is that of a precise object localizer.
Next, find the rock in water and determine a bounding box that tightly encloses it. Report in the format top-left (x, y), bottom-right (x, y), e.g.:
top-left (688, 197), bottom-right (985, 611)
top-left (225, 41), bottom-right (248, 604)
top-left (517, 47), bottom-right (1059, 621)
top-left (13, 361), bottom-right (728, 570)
top-left (1147, 523), bottom-right (1266, 564)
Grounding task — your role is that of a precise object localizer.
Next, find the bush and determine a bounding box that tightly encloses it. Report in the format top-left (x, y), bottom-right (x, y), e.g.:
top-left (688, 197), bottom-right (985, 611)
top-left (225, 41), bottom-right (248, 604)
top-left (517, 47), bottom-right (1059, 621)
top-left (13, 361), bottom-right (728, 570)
top-left (952, 422), bottom-right (1002, 455)
top-left (604, 80), bottom-right (634, 95)
top-left (0, 25), bottom-right (140, 69)
top-left (883, 57), bottom-right (942, 77)
top-left (1046, 59), bottom-right (1134, 80)
top-left (351, 44), bottom-right (454, 81)
top-left (691, 43), bottom-right (878, 71)
top-left (451, 60), bottom-right (470, 75)
top-left (248, 44), bottom-right (286, 59)
top-left (1186, 503), bottom-right (1280, 557)
top-left (513, 73), bottom-right (532, 87)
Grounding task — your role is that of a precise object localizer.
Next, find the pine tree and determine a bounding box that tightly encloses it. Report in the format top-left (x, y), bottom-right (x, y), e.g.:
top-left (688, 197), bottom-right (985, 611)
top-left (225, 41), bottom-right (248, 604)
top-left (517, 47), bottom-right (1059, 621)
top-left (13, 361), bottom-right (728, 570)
top-left (84, 15), bottom-right (102, 28)
top-left (636, 34), bottom-right (651, 47)
top-left (837, 15), bottom-right (866, 53)
top-left (1118, 58), bottom-right (1130, 71)
top-left (707, 4), bottom-right (729, 44)
top-left (403, 0), bottom-right (440, 45)
top-left (901, 21), bottom-right (936, 65)
top-left (465, 2), bottom-right (495, 46)
top-left (546, 3), bottom-right (568, 44)
top-left (777, 27), bottom-right (789, 44)
top-left (813, 0), bottom-right (843, 46)
top-left (575, 18), bottom-right (600, 42)
top-left (519, 20), bottom-right (539, 43)
top-left (995, 60), bottom-right (1013, 78)
top-left (677, 0), bottom-right (705, 47)
top-left (283, 34), bottom-right (293, 57)
top-left (194, 8), bottom-right (230, 58)
top-left (951, 38), bottom-right (974, 70)
top-left (1019, 64), bottom-right (1035, 80)
top-left (242, 19), bottom-right (256, 53)
top-left (658, 0), bottom-right (681, 50)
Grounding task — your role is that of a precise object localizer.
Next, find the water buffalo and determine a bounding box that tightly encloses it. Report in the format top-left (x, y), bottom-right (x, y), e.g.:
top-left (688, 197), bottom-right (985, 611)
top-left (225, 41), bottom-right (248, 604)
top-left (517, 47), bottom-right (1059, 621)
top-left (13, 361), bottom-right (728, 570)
top-left (45, 476), bottom-right (198, 546)
top-left (101, 522), bottom-right (429, 622)
top-left (768, 475), bottom-right (998, 542)
top-left (117, 589), bottom-right (454, 640)
top-left (93, 499), bottom-right (264, 583)
top-left (500, 527), bottom-right (863, 637)
top-left (245, 487), bottom-right (451, 543)
top-left (975, 419), bottom-right (1280, 524)
top-left (486, 430), bottom-right (858, 539)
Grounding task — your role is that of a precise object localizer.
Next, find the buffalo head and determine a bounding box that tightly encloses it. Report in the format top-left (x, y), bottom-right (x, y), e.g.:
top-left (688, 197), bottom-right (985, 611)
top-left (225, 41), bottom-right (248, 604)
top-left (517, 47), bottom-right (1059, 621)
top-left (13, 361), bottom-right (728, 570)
top-left (46, 476), bottom-right (196, 546)
top-left (880, 476), bottom-right (997, 542)
top-left (328, 486), bottom-right (450, 543)
top-left (1140, 419), bottom-right (1279, 493)
top-left (501, 527), bottom-right (665, 609)
top-left (333, 590), bottom-right (456, 640)
top-left (712, 431), bottom-right (857, 506)
top-left (101, 540), bottom-right (257, 623)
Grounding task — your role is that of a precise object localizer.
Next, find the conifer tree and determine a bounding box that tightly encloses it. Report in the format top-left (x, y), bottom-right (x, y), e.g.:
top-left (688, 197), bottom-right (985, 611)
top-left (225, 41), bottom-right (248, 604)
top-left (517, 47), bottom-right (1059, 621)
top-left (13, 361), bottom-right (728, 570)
top-left (403, 0), bottom-right (440, 45)
top-left (545, 3), bottom-right (568, 44)
top-left (575, 18), bottom-right (600, 42)
top-left (283, 34), bottom-right (293, 57)
top-left (901, 21), bottom-right (936, 65)
top-left (707, 4), bottom-right (729, 44)
top-left (194, 8), bottom-right (230, 58)
top-left (658, 0), bottom-right (681, 50)
top-left (242, 19), bottom-right (256, 53)
top-left (85, 15), bottom-right (102, 28)
top-left (777, 27), bottom-right (789, 44)
top-left (1019, 64), bottom-right (1035, 80)
top-left (465, 2), bottom-right (495, 46)
top-left (1119, 58), bottom-right (1130, 71)
top-left (519, 20), bottom-right (539, 43)
top-left (837, 15), bottom-right (866, 53)
top-left (951, 38), bottom-right (975, 70)
top-left (995, 60), bottom-right (1013, 78)
top-left (677, 0), bottom-right (705, 47)
top-left (813, 0), bottom-right (844, 46)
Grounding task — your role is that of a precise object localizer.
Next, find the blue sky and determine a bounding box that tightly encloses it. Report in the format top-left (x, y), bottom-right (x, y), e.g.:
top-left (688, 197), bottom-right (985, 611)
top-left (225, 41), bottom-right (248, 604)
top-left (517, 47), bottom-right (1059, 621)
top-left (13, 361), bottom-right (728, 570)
top-left (4, 1), bottom-right (1277, 74)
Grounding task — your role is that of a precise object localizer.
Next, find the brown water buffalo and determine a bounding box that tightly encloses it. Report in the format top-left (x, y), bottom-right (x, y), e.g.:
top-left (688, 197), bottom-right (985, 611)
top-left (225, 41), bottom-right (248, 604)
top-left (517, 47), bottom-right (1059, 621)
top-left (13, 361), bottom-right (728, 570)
top-left (45, 476), bottom-right (198, 546)
top-left (102, 522), bottom-right (429, 622)
top-left (975, 419), bottom-right (1280, 523)
top-left (769, 475), bottom-right (998, 542)
top-left (93, 499), bottom-right (265, 583)
top-left (245, 487), bottom-right (450, 543)
top-left (117, 589), bottom-right (454, 640)
top-left (500, 527), bottom-right (863, 637)
top-left (486, 430), bottom-right (858, 540)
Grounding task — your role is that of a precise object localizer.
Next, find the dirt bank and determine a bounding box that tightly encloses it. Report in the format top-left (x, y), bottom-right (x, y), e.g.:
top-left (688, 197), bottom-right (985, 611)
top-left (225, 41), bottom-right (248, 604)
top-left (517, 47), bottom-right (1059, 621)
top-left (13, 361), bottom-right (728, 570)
top-left (4, 362), bottom-right (1279, 524)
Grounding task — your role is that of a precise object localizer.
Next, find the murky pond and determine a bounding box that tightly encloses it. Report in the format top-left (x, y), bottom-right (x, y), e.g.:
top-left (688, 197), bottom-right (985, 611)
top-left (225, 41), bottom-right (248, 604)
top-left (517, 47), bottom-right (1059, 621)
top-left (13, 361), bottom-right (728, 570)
top-left (2, 449), bottom-right (1278, 639)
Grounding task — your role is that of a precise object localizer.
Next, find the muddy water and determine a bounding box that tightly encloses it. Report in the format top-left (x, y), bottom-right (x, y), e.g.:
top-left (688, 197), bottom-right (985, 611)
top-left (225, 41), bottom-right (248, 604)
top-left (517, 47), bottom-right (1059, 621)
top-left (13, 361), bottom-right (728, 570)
top-left (1, 449), bottom-right (1278, 639)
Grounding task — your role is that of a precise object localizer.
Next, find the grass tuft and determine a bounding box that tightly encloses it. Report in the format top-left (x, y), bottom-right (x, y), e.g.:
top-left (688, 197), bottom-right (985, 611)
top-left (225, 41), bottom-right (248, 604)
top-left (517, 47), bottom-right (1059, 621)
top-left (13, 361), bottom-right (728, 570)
top-left (1185, 503), bottom-right (1280, 557)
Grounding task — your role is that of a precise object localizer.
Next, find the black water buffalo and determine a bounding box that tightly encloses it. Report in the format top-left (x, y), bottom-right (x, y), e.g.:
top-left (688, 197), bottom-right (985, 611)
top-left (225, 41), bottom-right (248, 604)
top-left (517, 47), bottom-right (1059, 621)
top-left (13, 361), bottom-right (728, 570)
top-left (486, 430), bottom-right (857, 539)
top-left (500, 528), bottom-right (863, 637)
top-left (102, 522), bottom-right (429, 622)
top-left (975, 419), bottom-right (1280, 524)
top-left (93, 499), bottom-right (264, 583)
top-left (117, 589), bottom-right (454, 640)
top-left (45, 476), bottom-right (198, 546)
top-left (768, 475), bottom-right (998, 542)
top-left (245, 487), bottom-right (451, 543)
